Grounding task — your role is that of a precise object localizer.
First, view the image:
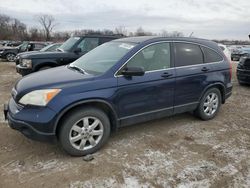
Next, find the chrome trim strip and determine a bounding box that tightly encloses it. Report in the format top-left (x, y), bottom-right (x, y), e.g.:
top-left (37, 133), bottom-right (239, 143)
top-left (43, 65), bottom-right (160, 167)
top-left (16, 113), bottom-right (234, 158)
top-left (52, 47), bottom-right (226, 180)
top-left (118, 101), bottom-right (199, 120)
top-left (119, 106), bottom-right (173, 120)
top-left (114, 40), bottom-right (225, 78)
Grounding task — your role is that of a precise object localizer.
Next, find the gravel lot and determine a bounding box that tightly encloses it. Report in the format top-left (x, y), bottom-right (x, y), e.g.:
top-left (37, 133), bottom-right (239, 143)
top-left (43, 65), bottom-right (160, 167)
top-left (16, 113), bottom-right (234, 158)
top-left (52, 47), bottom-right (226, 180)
top-left (0, 61), bottom-right (249, 188)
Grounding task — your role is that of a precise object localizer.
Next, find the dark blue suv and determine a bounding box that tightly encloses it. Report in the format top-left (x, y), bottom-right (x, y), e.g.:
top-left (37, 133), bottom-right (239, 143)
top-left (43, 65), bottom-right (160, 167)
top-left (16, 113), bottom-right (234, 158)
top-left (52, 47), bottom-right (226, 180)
top-left (4, 36), bottom-right (232, 156)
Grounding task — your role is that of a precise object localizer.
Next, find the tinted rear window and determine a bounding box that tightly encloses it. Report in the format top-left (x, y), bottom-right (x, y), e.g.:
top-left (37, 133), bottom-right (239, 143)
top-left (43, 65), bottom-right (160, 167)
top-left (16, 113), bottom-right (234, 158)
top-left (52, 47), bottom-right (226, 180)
top-left (174, 43), bottom-right (203, 67)
top-left (201, 46), bottom-right (223, 63)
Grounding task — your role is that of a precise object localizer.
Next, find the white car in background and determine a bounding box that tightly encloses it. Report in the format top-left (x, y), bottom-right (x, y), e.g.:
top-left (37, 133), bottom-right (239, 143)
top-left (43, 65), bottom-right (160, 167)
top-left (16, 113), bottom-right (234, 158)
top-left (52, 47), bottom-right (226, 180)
top-left (218, 43), bottom-right (231, 62)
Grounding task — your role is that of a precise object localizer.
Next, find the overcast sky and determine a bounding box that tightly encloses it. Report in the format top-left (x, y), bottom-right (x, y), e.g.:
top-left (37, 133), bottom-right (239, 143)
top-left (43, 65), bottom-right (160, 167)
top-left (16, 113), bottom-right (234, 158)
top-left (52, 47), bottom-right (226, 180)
top-left (0, 0), bottom-right (250, 40)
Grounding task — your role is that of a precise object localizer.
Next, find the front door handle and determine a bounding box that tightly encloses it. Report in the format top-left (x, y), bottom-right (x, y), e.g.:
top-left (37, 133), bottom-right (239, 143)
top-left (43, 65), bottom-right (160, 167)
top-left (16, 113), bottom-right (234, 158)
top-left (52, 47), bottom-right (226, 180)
top-left (201, 67), bottom-right (210, 72)
top-left (161, 72), bottom-right (173, 78)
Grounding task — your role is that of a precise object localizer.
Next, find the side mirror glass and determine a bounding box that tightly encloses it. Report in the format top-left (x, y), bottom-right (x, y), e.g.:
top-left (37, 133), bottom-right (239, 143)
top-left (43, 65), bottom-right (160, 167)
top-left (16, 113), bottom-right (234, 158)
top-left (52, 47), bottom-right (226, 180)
top-left (74, 48), bottom-right (82, 54)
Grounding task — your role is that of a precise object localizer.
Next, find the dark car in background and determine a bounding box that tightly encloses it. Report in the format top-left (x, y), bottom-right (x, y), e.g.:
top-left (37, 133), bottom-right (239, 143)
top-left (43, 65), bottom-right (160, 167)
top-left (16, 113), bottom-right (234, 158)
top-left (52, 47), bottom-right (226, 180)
top-left (15, 43), bottom-right (63, 65)
top-left (4, 36), bottom-right (232, 156)
top-left (0, 41), bottom-right (48, 62)
top-left (237, 57), bottom-right (250, 85)
top-left (16, 35), bottom-right (122, 76)
top-left (3, 41), bottom-right (22, 47)
top-left (231, 48), bottom-right (250, 61)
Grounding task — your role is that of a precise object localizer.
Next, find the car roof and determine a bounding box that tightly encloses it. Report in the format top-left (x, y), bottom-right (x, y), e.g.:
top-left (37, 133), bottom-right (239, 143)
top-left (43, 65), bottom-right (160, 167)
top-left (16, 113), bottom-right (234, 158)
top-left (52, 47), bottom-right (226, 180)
top-left (73, 34), bottom-right (123, 39)
top-left (114, 36), bottom-right (220, 50)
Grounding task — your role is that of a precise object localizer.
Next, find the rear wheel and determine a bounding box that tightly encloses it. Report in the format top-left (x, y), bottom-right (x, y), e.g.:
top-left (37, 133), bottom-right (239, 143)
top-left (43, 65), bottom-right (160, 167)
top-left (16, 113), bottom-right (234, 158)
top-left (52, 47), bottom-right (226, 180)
top-left (6, 53), bottom-right (16, 62)
top-left (195, 88), bottom-right (221, 120)
top-left (58, 107), bottom-right (111, 156)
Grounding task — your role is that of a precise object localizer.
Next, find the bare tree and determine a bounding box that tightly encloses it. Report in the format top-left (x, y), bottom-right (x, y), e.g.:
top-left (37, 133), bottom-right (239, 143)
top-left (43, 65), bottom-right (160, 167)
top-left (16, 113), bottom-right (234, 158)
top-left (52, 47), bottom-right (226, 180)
top-left (37, 14), bottom-right (56, 41)
top-left (114, 26), bottom-right (127, 36)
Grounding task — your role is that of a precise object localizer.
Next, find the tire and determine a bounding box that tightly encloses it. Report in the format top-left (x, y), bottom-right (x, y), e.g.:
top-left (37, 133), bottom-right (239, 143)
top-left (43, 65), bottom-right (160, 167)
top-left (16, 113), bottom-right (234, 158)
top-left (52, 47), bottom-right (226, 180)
top-left (194, 88), bottom-right (222, 120)
top-left (58, 107), bottom-right (111, 156)
top-left (6, 53), bottom-right (16, 62)
top-left (39, 66), bottom-right (52, 71)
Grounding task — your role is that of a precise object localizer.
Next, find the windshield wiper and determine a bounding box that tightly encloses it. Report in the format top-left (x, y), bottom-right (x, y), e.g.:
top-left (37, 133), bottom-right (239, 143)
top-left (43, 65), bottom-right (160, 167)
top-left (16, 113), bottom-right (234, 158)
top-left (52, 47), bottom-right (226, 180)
top-left (57, 48), bottom-right (63, 52)
top-left (68, 64), bottom-right (87, 74)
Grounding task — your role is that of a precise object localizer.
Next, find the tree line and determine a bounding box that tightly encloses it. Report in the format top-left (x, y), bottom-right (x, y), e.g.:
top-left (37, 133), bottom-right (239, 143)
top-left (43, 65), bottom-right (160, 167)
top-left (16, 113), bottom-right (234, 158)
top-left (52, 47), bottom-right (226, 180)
top-left (1, 13), bottom-right (249, 44)
top-left (0, 13), bottom-right (185, 42)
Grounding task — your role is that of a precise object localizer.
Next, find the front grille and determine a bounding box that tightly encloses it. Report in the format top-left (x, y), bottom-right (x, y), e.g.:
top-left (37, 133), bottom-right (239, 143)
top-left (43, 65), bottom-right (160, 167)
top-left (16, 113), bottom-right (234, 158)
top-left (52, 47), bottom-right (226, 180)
top-left (243, 59), bottom-right (250, 69)
top-left (15, 56), bottom-right (21, 65)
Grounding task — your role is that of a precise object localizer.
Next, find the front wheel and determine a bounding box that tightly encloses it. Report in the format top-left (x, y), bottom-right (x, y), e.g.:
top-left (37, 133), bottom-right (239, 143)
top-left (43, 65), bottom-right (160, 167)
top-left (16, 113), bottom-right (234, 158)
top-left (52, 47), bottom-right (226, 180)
top-left (59, 107), bottom-right (111, 156)
top-left (6, 53), bottom-right (16, 62)
top-left (195, 88), bottom-right (221, 120)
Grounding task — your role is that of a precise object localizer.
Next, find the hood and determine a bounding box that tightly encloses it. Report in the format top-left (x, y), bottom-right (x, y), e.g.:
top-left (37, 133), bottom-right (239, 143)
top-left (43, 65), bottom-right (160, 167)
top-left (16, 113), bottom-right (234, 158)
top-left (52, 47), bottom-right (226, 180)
top-left (19, 51), bottom-right (69, 59)
top-left (17, 51), bottom-right (39, 56)
top-left (15, 66), bottom-right (95, 100)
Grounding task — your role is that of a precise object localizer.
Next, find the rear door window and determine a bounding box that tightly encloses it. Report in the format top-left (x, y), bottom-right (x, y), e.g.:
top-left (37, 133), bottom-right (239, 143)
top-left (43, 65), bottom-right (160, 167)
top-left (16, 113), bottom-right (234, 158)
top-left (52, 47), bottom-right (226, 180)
top-left (201, 46), bottom-right (223, 63)
top-left (174, 43), bottom-right (203, 67)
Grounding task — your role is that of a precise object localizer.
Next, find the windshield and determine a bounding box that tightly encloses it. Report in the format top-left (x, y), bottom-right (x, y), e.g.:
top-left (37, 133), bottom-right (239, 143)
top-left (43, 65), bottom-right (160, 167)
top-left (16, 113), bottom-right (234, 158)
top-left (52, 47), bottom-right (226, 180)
top-left (71, 42), bottom-right (135, 75)
top-left (18, 42), bottom-right (28, 51)
top-left (59, 37), bottom-right (80, 51)
top-left (40, 44), bottom-right (53, 52)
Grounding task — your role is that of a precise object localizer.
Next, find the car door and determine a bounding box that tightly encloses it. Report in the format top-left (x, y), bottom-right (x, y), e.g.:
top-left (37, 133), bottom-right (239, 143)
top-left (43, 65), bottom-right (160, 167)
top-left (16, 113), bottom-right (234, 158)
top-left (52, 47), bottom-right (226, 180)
top-left (173, 42), bottom-right (216, 113)
top-left (116, 42), bottom-right (176, 126)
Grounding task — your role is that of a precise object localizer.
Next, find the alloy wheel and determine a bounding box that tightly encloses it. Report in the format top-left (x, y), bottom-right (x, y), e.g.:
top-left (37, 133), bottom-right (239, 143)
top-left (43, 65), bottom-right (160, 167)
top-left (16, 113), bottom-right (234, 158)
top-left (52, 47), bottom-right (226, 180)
top-left (69, 116), bottom-right (104, 151)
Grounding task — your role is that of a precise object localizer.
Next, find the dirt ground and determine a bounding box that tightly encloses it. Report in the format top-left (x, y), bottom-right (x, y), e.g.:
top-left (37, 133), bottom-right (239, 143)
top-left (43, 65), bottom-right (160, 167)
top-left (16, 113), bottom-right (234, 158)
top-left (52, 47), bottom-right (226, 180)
top-left (0, 60), bottom-right (249, 188)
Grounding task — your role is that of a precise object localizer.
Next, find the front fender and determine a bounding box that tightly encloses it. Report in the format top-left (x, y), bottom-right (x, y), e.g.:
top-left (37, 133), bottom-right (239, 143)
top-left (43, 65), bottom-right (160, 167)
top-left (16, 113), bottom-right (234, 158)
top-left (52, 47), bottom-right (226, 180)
top-left (33, 59), bottom-right (59, 71)
top-left (53, 98), bottom-right (119, 133)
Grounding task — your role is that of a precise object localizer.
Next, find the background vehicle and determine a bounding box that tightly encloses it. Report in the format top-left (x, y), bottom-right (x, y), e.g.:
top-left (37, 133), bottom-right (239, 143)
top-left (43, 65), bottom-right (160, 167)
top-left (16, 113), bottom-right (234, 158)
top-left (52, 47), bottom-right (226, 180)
top-left (15, 43), bottom-right (63, 65)
top-left (231, 47), bottom-right (250, 61)
top-left (237, 57), bottom-right (250, 85)
top-left (4, 36), bottom-right (232, 156)
top-left (0, 41), bottom-right (47, 62)
top-left (16, 35), bottom-right (123, 76)
top-left (3, 41), bottom-right (22, 47)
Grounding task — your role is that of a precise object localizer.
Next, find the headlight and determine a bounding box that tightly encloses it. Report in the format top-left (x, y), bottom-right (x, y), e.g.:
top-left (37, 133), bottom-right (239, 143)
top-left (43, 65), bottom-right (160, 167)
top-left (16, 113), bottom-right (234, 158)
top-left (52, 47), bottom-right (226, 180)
top-left (21, 59), bottom-right (32, 68)
top-left (0, 50), bottom-right (4, 54)
top-left (19, 89), bottom-right (61, 106)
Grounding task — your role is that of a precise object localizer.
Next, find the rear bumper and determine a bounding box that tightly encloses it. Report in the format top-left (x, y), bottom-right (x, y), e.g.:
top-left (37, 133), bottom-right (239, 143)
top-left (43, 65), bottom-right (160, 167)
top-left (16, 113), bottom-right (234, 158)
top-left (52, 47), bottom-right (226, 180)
top-left (16, 64), bottom-right (33, 76)
top-left (237, 68), bottom-right (250, 84)
top-left (4, 98), bottom-right (57, 143)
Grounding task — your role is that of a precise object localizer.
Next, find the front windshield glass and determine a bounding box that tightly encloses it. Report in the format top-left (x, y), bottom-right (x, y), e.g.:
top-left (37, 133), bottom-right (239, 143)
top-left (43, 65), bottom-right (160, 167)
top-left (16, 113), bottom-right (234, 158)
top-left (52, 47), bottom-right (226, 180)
top-left (59, 37), bottom-right (80, 51)
top-left (40, 44), bottom-right (53, 52)
top-left (19, 42), bottom-right (28, 51)
top-left (71, 42), bottom-right (135, 75)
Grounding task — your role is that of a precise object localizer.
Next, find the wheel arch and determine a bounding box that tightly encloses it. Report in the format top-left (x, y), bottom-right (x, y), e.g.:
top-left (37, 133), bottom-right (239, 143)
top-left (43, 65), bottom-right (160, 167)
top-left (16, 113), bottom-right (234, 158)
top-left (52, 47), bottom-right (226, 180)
top-left (54, 99), bottom-right (119, 137)
top-left (200, 83), bottom-right (226, 104)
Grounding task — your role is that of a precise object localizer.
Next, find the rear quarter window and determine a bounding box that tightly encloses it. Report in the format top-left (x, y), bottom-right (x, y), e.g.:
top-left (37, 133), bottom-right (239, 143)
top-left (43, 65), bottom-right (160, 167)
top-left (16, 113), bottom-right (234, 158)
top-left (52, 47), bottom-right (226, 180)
top-left (174, 43), bottom-right (203, 67)
top-left (201, 46), bottom-right (223, 63)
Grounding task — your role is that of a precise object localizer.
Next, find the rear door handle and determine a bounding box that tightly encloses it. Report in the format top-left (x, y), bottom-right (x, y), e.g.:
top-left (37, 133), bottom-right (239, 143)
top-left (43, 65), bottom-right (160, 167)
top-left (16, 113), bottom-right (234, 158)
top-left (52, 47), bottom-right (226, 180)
top-left (161, 72), bottom-right (173, 78)
top-left (201, 67), bottom-right (209, 72)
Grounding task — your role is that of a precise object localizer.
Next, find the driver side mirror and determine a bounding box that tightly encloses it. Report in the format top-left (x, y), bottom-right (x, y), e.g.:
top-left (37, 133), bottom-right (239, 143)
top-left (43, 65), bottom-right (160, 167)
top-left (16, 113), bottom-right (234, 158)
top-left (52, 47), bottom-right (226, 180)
top-left (74, 48), bottom-right (82, 54)
top-left (121, 67), bottom-right (145, 77)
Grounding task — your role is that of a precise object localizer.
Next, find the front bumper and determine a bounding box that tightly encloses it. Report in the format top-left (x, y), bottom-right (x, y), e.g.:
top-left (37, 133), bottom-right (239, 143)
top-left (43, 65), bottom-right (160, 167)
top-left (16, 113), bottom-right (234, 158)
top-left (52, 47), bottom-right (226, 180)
top-left (3, 98), bottom-right (57, 143)
top-left (16, 64), bottom-right (33, 76)
top-left (237, 68), bottom-right (250, 84)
